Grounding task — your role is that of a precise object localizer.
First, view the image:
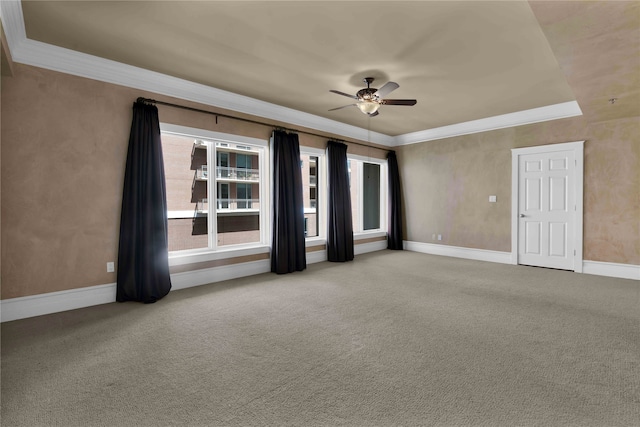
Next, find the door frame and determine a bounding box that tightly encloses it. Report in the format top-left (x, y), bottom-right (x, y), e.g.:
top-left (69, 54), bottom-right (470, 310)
top-left (511, 141), bottom-right (584, 272)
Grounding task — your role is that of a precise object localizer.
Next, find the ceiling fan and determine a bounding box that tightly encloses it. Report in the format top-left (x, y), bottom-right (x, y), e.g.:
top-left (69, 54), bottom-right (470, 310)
top-left (329, 77), bottom-right (417, 117)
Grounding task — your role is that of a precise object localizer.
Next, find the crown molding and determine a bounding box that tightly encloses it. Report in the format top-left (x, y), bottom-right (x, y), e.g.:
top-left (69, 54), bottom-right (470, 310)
top-left (10, 38), bottom-right (396, 146)
top-left (1, 0), bottom-right (580, 148)
top-left (0, 1), bottom-right (394, 146)
top-left (0, 0), bottom-right (26, 49)
top-left (392, 101), bottom-right (582, 146)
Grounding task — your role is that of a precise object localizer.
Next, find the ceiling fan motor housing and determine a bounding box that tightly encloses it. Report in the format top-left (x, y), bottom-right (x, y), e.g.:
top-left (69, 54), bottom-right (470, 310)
top-left (357, 88), bottom-right (378, 101)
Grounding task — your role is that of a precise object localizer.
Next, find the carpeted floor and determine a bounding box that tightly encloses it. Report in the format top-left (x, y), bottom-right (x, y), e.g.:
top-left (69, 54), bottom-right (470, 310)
top-left (1, 250), bottom-right (639, 426)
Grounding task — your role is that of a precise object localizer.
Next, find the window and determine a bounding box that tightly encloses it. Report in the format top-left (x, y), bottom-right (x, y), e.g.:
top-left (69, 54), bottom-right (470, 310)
top-left (348, 156), bottom-right (387, 234)
top-left (300, 148), bottom-right (324, 239)
top-left (236, 153), bottom-right (249, 168)
top-left (236, 183), bottom-right (252, 209)
top-left (217, 152), bottom-right (229, 178)
top-left (217, 183), bottom-right (229, 209)
top-left (362, 163), bottom-right (381, 230)
top-left (161, 124), bottom-right (268, 253)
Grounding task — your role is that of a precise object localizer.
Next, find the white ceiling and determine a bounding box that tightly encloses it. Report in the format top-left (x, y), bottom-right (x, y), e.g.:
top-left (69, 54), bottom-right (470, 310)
top-left (5, 1), bottom-right (580, 143)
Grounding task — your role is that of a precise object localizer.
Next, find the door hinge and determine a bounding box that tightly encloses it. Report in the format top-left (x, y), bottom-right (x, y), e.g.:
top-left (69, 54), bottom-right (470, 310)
top-left (574, 249), bottom-right (576, 256)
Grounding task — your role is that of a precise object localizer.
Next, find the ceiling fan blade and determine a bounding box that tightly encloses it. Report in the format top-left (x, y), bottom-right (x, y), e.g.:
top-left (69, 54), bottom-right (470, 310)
top-left (328, 104), bottom-right (356, 111)
top-left (374, 81), bottom-right (399, 99)
top-left (330, 90), bottom-right (358, 100)
top-left (381, 99), bottom-right (417, 106)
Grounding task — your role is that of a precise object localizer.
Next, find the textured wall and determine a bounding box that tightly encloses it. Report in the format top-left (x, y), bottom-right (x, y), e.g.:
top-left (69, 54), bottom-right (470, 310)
top-left (583, 118), bottom-right (640, 262)
top-left (397, 115), bottom-right (640, 265)
top-left (1, 64), bottom-right (385, 299)
top-left (527, 1), bottom-right (640, 264)
top-left (2, 65), bottom-right (131, 299)
top-left (397, 1), bottom-right (639, 266)
top-left (398, 128), bottom-right (516, 252)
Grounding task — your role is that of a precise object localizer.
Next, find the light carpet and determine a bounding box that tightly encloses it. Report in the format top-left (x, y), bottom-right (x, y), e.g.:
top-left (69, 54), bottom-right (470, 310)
top-left (2, 250), bottom-right (639, 426)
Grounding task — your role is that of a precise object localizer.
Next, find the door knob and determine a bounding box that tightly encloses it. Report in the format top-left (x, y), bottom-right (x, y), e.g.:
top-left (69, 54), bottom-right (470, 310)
top-left (519, 214), bottom-right (525, 218)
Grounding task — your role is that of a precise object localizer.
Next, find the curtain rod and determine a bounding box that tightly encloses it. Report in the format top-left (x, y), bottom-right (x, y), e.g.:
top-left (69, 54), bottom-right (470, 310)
top-left (136, 97), bottom-right (388, 151)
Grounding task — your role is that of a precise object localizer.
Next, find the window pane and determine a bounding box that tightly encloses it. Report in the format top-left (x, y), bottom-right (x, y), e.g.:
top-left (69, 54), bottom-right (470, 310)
top-left (236, 154), bottom-right (249, 169)
top-left (217, 183), bottom-right (229, 209)
top-left (349, 159), bottom-right (384, 233)
top-left (363, 163), bottom-right (380, 230)
top-left (162, 134), bottom-right (209, 252)
top-left (216, 146), bottom-right (261, 247)
top-left (301, 154), bottom-right (318, 238)
top-left (236, 183), bottom-right (251, 208)
top-left (217, 152), bottom-right (229, 178)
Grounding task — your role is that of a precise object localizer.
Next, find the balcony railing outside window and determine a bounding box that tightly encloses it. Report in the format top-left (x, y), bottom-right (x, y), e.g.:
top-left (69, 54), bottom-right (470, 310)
top-left (196, 199), bottom-right (208, 213)
top-left (196, 165), bottom-right (208, 180)
top-left (195, 199), bottom-right (260, 213)
top-left (216, 199), bottom-right (260, 210)
top-left (216, 166), bottom-right (259, 181)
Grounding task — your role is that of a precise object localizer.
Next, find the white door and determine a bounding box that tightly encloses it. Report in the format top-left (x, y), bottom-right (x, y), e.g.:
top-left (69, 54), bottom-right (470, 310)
top-left (512, 142), bottom-right (584, 271)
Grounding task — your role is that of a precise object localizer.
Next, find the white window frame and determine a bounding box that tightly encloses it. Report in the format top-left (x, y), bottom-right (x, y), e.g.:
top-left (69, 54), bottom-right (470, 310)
top-left (347, 154), bottom-right (388, 239)
top-left (161, 123), bottom-right (270, 266)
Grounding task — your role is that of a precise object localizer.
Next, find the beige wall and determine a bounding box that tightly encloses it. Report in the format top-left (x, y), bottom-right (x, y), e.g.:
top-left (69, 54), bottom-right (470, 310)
top-left (2, 62), bottom-right (637, 302)
top-left (398, 1), bottom-right (639, 266)
top-left (2, 1), bottom-right (636, 300)
top-left (0, 64), bottom-right (385, 299)
top-left (2, 65), bottom-right (131, 299)
top-left (397, 115), bottom-right (640, 264)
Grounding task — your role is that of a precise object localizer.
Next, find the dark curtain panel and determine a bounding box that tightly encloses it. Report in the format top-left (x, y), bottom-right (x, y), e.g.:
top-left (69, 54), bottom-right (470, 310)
top-left (271, 130), bottom-right (306, 274)
top-left (326, 141), bottom-right (354, 262)
top-left (117, 100), bottom-right (172, 303)
top-left (387, 150), bottom-right (404, 250)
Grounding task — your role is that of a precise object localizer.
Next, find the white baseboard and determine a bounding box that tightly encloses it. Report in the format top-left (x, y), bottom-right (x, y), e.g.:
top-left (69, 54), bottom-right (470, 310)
top-left (582, 260), bottom-right (639, 281)
top-left (0, 245), bottom-right (388, 322)
top-left (307, 250), bottom-right (328, 265)
top-left (404, 240), bottom-right (639, 281)
top-left (306, 239), bottom-right (386, 264)
top-left (1, 283), bottom-right (117, 323)
top-left (170, 259), bottom-right (271, 290)
top-left (1, 260), bottom-right (271, 323)
top-left (6, 245), bottom-right (633, 323)
top-left (404, 241), bottom-right (513, 264)
top-left (355, 239), bottom-right (388, 255)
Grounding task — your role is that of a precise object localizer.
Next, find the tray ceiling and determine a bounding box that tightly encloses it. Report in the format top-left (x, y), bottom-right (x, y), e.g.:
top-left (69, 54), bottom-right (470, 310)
top-left (19, 1), bottom-right (576, 137)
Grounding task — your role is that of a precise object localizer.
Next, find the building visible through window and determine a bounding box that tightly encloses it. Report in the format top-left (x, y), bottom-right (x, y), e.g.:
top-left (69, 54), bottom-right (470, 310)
top-left (348, 157), bottom-right (386, 233)
top-left (162, 130), bottom-right (264, 252)
top-left (301, 154), bottom-right (318, 238)
top-left (362, 163), bottom-right (381, 230)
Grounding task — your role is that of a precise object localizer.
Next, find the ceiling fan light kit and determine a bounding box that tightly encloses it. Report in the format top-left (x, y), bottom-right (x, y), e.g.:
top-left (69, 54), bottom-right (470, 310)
top-left (356, 100), bottom-right (381, 114)
top-left (329, 77), bottom-right (417, 117)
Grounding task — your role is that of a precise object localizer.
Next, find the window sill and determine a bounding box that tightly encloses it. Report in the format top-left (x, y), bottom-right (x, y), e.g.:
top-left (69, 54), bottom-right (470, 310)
top-left (305, 237), bottom-right (326, 247)
top-left (168, 245), bottom-right (270, 267)
top-left (167, 233), bottom-right (385, 267)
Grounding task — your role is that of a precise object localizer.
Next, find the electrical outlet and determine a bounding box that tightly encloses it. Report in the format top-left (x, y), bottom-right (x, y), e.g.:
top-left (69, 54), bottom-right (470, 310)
top-left (107, 262), bottom-right (115, 273)
top-left (437, 234), bottom-right (442, 241)
top-left (489, 195), bottom-right (497, 203)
